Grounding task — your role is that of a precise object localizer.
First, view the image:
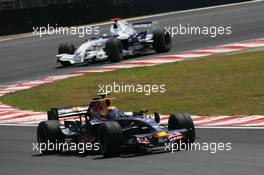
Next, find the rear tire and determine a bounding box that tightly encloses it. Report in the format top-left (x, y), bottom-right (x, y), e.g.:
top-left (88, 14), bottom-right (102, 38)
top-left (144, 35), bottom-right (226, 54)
top-left (105, 38), bottom-right (123, 62)
top-left (168, 112), bottom-right (195, 143)
top-left (153, 29), bottom-right (171, 53)
top-left (58, 42), bottom-right (75, 54)
top-left (98, 121), bottom-right (123, 157)
top-left (37, 120), bottom-right (65, 154)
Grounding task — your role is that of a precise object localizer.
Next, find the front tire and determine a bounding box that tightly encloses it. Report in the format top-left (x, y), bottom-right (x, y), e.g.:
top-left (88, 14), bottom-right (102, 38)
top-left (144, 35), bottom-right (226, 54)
top-left (153, 29), bottom-right (171, 53)
top-left (60, 61), bottom-right (72, 67)
top-left (98, 121), bottom-right (123, 157)
top-left (58, 42), bottom-right (75, 67)
top-left (37, 120), bottom-right (65, 154)
top-left (168, 112), bottom-right (195, 143)
top-left (105, 38), bottom-right (123, 62)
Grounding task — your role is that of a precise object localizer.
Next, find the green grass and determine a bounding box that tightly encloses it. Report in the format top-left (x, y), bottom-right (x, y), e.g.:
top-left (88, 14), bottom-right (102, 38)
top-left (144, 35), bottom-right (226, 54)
top-left (1, 50), bottom-right (264, 115)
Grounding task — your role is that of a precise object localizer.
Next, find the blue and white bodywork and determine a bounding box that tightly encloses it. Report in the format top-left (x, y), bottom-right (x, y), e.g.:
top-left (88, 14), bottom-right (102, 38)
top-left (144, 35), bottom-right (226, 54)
top-left (56, 19), bottom-right (171, 67)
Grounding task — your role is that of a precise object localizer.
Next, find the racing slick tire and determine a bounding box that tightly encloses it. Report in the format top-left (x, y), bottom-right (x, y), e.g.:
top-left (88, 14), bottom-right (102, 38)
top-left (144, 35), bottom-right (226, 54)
top-left (168, 112), bottom-right (195, 143)
top-left (37, 120), bottom-right (65, 154)
top-left (98, 121), bottom-right (123, 157)
top-left (60, 61), bottom-right (72, 67)
top-left (58, 42), bottom-right (75, 55)
top-left (153, 29), bottom-right (171, 53)
top-left (154, 112), bottom-right (160, 123)
top-left (47, 108), bottom-right (59, 120)
top-left (58, 42), bottom-right (75, 67)
top-left (105, 38), bottom-right (123, 62)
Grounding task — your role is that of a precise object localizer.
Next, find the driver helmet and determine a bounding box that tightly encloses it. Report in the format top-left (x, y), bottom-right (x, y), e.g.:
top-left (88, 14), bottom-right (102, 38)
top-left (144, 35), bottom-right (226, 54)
top-left (106, 106), bottom-right (120, 120)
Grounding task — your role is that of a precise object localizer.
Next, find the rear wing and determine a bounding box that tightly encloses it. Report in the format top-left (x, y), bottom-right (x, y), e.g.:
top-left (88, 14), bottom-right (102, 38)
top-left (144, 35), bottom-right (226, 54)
top-left (132, 21), bottom-right (160, 30)
top-left (47, 106), bottom-right (89, 120)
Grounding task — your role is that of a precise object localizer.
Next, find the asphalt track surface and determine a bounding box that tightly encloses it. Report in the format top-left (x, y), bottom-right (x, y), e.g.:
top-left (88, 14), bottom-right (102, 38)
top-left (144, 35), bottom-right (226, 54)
top-left (0, 1), bottom-right (264, 175)
top-left (0, 126), bottom-right (263, 175)
top-left (0, 1), bottom-right (264, 85)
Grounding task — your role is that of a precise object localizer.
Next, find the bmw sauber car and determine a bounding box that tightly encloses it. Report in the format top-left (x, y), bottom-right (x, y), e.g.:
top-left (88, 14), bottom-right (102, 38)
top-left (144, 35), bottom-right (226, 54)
top-left (56, 18), bottom-right (172, 67)
top-left (37, 93), bottom-right (195, 157)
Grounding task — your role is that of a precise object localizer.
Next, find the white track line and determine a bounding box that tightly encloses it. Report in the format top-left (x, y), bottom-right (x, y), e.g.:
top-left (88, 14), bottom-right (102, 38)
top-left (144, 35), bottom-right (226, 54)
top-left (0, 115), bottom-right (47, 124)
top-left (0, 112), bottom-right (28, 119)
top-left (231, 43), bottom-right (264, 47)
top-left (242, 122), bottom-right (264, 126)
top-left (99, 64), bottom-right (143, 69)
top-left (193, 116), bottom-right (236, 124)
top-left (203, 115), bottom-right (264, 126)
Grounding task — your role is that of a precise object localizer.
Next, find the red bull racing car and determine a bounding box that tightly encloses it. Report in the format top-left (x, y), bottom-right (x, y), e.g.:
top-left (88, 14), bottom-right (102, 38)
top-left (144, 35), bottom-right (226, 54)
top-left (37, 93), bottom-right (195, 157)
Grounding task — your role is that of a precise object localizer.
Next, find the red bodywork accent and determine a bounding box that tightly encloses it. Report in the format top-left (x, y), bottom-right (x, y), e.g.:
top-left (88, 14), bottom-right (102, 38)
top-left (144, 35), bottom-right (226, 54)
top-left (168, 132), bottom-right (183, 141)
top-left (111, 18), bottom-right (122, 21)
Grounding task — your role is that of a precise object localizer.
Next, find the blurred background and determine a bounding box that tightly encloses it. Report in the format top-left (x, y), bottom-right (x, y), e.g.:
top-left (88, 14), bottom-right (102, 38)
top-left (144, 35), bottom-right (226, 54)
top-left (0, 0), bottom-right (249, 36)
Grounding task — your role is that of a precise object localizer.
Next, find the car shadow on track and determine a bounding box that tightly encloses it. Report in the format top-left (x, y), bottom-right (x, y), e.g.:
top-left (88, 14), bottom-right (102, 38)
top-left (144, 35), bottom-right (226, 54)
top-left (32, 147), bottom-right (177, 159)
top-left (97, 148), bottom-right (172, 159)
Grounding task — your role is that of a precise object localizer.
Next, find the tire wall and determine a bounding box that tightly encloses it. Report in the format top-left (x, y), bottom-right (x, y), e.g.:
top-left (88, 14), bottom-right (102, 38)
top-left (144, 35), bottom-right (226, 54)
top-left (0, 0), bottom-right (250, 36)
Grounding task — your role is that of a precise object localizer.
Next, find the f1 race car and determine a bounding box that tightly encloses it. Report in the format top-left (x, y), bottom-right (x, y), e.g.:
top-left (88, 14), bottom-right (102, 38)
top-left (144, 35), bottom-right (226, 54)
top-left (56, 18), bottom-right (172, 67)
top-left (37, 93), bottom-right (195, 157)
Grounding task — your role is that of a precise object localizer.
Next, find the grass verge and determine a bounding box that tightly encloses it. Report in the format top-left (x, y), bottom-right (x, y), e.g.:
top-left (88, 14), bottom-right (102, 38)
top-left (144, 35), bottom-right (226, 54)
top-left (1, 50), bottom-right (264, 115)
